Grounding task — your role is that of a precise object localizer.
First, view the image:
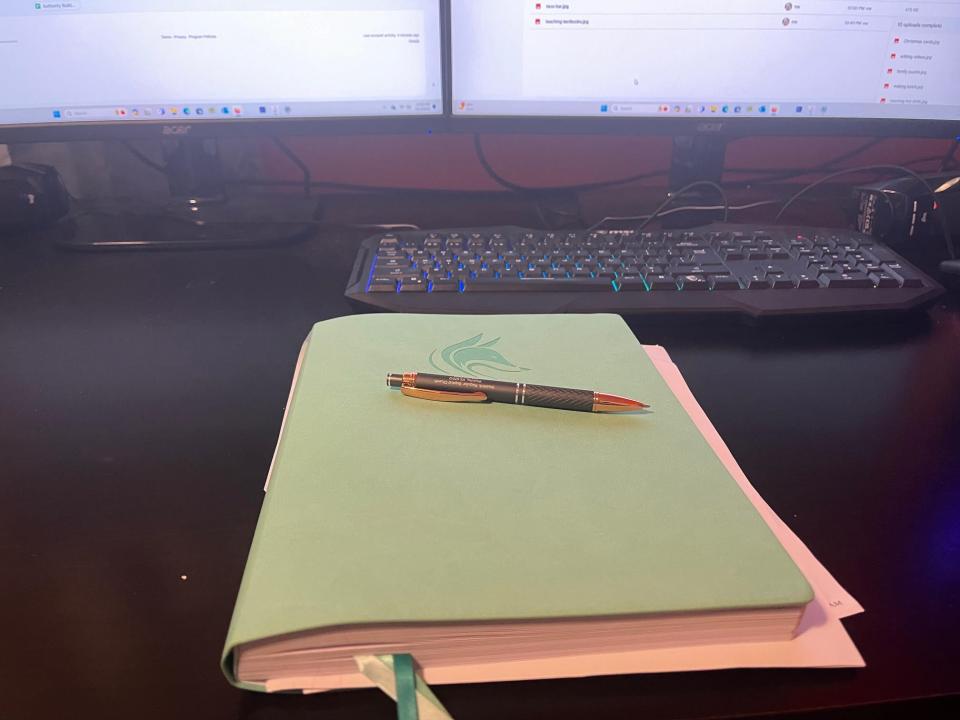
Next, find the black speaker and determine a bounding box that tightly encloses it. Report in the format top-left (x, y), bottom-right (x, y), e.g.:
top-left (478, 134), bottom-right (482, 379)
top-left (854, 172), bottom-right (960, 248)
top-left (0, 163), bottom-right (71, 232)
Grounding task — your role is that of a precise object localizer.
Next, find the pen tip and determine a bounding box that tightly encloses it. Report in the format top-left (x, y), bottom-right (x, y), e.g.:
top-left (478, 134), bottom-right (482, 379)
top-left (593, 394), bottom-right (649, 413)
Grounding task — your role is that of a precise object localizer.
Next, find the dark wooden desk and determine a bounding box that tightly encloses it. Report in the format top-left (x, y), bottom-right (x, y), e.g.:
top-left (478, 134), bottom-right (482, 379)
top-left (1, 217), bottom-right (959, 720)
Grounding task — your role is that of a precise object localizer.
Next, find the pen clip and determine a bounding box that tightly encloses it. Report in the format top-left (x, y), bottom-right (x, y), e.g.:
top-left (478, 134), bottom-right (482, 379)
top-left (400, 386), bottom-right (488, 403)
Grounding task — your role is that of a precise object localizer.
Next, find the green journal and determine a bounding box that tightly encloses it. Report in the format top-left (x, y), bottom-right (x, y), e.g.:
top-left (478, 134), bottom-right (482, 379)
top-left (222, 314), bottom-right (812, 692)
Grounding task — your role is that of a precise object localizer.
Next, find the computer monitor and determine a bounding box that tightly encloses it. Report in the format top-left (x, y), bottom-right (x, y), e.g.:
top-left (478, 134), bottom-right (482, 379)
top-left (450, 0), bottom-right (960, 139)
top-left (0, 0), bottom-right (445, 142)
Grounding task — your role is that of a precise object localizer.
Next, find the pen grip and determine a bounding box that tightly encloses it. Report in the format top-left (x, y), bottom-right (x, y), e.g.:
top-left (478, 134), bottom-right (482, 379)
top-left (521, 385), bottom-right (594, 412)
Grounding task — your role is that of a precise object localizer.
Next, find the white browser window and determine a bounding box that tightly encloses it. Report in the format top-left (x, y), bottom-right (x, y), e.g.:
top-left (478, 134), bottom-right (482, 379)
top-left (0, 0), bottom-right (443, 125)
top-left (452, 0), bottom-right (960, 121)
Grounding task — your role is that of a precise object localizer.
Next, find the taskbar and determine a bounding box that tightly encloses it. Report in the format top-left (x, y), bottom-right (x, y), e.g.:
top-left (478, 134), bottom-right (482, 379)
top-left (1, 99), bottom-right (442, 126)
top-left (454, 99), bottom-right (960, 122)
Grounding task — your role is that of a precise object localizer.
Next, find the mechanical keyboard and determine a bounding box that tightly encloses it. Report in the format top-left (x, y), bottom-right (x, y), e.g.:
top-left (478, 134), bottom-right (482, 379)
top-left (345, 224), bottom-right (943, 318)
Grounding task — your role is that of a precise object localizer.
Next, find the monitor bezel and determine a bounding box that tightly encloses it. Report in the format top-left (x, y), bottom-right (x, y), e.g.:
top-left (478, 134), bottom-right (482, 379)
top-left (0, 0), bottom-right (450, 144)
top-left (443, 115), bottom-right (960, 139)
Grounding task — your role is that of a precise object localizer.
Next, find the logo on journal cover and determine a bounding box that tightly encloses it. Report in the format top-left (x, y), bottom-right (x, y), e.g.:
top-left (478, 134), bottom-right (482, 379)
top-left (429, 335), bottom-right (530, 377)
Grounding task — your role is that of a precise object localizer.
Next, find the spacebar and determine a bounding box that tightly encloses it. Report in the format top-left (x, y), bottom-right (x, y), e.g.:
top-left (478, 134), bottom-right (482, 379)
top-left (466, 278), bottom-right (614, 292)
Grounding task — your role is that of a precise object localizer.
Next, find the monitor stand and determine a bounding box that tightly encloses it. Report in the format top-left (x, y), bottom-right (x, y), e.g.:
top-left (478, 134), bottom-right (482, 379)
top-left (58, 138), bottom-right (316, 251)
top-left (669, 135), bottom-right (727, 189)
top-left (657, 135), bottom-right (729, 229)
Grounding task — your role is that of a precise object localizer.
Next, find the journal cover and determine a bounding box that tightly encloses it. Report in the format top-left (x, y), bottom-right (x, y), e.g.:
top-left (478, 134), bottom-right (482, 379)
top-left (222, 314), bottom-right (812, 690)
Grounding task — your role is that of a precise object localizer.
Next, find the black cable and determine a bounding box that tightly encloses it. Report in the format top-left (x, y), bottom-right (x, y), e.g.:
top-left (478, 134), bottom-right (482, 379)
top-left (533, 202), bottom-right (551, 228)
top-left (588, 199), bottom-right (779, 227)
top-left (939, 139), bottom-right (959, 172)
top-left (473, 133), bottom-right (668, 194)
top-left (588, 180), bottom-right (729, 233)
top-left (728, 153), bottom-right (949, 187)
top-left (535, 196), bottom-right (586, 229)
top-left (226, 177), bottom-right (576, 196)
top-left (270, 137), bottom-right (312, 198)
top-left (726, 140), bottom-right (894, 187)
top-left (473, 134), bottom-right (930, 196)
top-left (774, 164), bottom-right (955, 259)
top-left (725, 137), bottom-right (887, 183)
top-left (121, 140), bottom-right (169, 176)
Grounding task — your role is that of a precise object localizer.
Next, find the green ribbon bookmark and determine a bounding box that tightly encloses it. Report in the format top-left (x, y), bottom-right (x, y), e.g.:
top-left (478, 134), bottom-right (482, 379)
top-left (354, 654), bottom-right (455, 720)
top-left (393, 654), bottom-right (419, 720)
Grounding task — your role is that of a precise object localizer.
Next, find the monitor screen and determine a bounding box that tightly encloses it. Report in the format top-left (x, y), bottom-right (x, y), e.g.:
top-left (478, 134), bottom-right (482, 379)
top-left (0, 0), bottom-right (443, 128)
top-left (451, 0), bottom-right (960, 122)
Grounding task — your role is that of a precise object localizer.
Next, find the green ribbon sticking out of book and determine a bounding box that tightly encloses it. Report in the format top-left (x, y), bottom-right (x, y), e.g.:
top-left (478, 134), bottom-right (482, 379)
top-left (394, 654), bottom-right (418, 720)
top-left (354, 654), bottom-right (455, 720)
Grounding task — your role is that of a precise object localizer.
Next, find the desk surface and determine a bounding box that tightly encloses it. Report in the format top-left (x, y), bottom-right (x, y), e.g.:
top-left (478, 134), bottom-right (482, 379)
top-left (1, 219), bottom-right (959, 720)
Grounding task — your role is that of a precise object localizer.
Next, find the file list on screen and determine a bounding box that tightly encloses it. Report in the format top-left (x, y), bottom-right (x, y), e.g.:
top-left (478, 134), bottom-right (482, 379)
top-left (0, 0), bottom-right (443, 126)
top-left (452, 0), bottom-right (960, 121)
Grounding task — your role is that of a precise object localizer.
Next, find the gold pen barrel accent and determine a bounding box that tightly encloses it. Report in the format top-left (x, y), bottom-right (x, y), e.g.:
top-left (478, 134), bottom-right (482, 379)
top-left (400, 386), bottom-right (488, 403)
top-left (592, 392), bottom-right (649, 413)
top-left (386, 372), bottom-right (418, 388)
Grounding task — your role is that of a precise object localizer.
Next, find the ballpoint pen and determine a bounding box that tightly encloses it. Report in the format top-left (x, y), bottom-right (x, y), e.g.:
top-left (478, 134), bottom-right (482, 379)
top-left (386, 372), bottom-right (648, 413)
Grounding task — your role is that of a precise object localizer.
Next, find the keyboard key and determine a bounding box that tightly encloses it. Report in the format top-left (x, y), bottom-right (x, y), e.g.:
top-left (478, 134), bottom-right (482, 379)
top-left (882, 263), bottom-right (923, 288)
top-left (869, 272), bottom-right (901, 289)
top-left (430, 280), bottom-right (459, 292)
top-left (867, 245), bottom-right (903, 263)
top-left (822, 273), bottom-right (874, 288)
top-left (618, 278), bottom-right (650, 291)
top-left (368, 279), bottom-right (397, 293)
top-left (377, 258), bottom-right (411, 269)
top-left (379, 271), bottom-right (422, 283)
top-left (679, 275), bottom-right (709, 291)
top-left (672, 265), bottom-right (707, 276)
top-left (794, 274), bottom-right (821, 289)
top-left (771, 277), bottom-right (796, 289)
top-left (709, 276), bottom-right (741, 291)
top-left (745, 276), bottom-right (770, 289)
top-left (647, 274), bottom-right (679, 290)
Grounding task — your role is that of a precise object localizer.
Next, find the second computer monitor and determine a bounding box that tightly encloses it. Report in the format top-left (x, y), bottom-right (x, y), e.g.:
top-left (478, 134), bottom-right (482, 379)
top-left (0, 0), bottom-right (443, 140)
top-left (450, 0), bottom-right (960, 129)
